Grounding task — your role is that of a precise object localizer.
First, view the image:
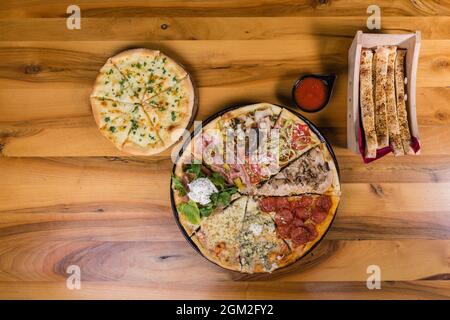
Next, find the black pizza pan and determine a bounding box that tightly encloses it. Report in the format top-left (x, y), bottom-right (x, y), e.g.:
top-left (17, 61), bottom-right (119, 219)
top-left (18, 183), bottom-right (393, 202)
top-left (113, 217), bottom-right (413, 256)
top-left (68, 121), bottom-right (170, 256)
top-left (169, 103), bottom-right (341, 275)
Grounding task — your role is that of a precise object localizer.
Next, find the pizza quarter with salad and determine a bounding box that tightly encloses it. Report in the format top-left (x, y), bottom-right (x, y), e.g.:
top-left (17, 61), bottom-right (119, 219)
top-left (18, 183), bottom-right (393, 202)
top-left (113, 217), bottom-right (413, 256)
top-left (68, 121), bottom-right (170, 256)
top-left (171, 103), bottom-right (341, 273)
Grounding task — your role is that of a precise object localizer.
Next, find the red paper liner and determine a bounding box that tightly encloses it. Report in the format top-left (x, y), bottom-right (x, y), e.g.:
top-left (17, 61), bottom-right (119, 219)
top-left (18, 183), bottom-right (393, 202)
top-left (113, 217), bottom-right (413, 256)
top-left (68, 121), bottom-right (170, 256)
top-left (358, 124), bottom-right (420, 163)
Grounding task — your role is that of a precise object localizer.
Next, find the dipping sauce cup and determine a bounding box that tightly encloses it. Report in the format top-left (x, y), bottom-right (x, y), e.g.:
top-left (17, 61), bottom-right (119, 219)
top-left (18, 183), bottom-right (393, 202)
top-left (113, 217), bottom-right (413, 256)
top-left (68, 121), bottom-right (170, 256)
top-left (292, 74), bottom-right (336, 113)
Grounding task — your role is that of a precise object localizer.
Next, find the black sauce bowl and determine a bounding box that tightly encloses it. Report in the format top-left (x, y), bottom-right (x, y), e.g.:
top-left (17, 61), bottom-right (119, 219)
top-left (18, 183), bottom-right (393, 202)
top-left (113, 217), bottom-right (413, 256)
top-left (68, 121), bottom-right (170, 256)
top-left (292, 74), bottom-right (337, 113)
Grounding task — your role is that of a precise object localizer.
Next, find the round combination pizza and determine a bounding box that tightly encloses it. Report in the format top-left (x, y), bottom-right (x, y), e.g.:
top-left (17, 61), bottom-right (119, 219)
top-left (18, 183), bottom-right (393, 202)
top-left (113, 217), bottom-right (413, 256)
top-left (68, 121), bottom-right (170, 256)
top-left (90, 48), bottom-right (196, 155)
top-left (171, 103), bottom-right (341, 273)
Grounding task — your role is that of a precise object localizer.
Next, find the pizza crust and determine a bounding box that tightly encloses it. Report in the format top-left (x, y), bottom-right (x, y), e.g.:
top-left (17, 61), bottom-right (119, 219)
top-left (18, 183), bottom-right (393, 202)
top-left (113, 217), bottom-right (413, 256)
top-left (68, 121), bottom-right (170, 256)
top-left (221, 103), bottom-right (282, 124)
top-left (191, 234), bottom-right (241, 272)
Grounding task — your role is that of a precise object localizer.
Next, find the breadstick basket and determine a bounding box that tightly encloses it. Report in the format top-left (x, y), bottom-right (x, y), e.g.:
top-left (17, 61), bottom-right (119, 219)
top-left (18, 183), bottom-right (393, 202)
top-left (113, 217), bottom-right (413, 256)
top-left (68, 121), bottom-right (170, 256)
top-left (347, 31), bottom-right (421, 163)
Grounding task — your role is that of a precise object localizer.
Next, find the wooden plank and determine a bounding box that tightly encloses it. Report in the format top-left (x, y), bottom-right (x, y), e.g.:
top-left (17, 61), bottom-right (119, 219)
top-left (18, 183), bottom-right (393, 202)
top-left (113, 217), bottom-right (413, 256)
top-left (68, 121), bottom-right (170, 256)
top-left (0, 239), bottom-right (447, 283)
top-left (338, 155), bottom-right (450, 183)
top-left (1, 17), bottom-right (450, 41)
top-left (0, 40), bottom-right (448, 88)
top-left (2, 124), bottom-right (450, 157)
top-left (1, 157), bottom-right (450, 242)
top-left (1, 80), bottom-right (449, 126)
top-left (1, 0), bottom-right (450, 18)
top-left (4, 157), bottom-right (450, 210)
top-left (1, 209), bottom-right (448, 242)
top-left (0, 280), bottom-right (448, 300)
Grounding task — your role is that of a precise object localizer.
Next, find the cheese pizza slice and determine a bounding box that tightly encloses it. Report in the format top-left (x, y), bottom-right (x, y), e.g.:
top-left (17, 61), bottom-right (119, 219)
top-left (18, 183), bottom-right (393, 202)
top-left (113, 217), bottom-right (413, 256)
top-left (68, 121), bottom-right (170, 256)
top-left (191, 196), bottom-right (248, 272)
top-left (110, 48), bottom-right (160, 101)
top-left (91, 97), bottom-right (138, 149)
top-left (239, 197), bottom-right (291, 273)
top-left (142, 77), bottom-right (195, 148)
top-left (90, 59), bottom-right (141, 104)
top-left (121, 104), bottom-right (166, 155)
top-left (143, 52), bottom-right (188, 100)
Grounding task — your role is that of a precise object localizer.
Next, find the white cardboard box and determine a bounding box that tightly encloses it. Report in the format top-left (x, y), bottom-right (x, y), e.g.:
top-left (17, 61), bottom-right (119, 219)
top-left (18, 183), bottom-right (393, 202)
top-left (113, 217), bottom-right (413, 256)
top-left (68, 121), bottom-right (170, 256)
top-left (347, 31), bottom-right (421, 157)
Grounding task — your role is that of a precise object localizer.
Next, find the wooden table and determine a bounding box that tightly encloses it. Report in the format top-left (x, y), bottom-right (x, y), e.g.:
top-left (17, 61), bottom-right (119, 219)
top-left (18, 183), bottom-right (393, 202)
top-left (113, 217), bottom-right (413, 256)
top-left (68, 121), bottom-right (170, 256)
top-left (0, 0), bottom-right (449, 300)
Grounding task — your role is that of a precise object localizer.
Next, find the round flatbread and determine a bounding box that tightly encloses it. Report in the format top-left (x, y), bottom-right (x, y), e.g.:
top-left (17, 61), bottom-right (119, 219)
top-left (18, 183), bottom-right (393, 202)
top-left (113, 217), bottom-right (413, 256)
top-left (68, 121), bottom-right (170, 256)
top-left (90, 49), bottom-right (196, 155)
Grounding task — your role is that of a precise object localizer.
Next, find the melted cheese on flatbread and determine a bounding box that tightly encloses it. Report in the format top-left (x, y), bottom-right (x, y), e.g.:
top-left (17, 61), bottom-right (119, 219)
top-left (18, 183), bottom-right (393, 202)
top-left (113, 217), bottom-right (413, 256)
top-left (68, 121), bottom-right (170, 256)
top-left (194, 196), bottom-right (248, 271)
top-left (239, 198), bottom-right (290, 273)
top-left (91, 59), bottom-right (141, 103)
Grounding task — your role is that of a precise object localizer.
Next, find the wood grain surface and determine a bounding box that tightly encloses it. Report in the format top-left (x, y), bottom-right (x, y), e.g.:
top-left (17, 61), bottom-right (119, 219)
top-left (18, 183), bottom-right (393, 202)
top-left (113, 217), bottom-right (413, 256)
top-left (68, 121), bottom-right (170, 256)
top-left (0, 0), bottom-right (449, 300)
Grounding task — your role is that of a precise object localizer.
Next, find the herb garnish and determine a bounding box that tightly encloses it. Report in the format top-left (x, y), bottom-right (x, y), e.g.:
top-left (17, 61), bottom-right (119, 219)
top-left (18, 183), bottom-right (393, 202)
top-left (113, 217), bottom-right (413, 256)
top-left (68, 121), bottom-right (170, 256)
top-left (185, 163), bottom-right (205, 178)
top-left (176, 164), bottom-right (239, 220)
top-left (172, 175), bottom-right (186, 196)
top-left (130, 119), bottom-right (138, 131)
top-left (177, 200), bottom-right (200, 225)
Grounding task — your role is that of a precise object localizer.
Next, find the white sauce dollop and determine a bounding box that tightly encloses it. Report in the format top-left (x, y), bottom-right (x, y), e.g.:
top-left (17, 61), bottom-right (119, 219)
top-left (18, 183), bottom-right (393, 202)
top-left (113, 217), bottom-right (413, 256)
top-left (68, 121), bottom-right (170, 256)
top-left (187, 178), bottom-right (218, 206)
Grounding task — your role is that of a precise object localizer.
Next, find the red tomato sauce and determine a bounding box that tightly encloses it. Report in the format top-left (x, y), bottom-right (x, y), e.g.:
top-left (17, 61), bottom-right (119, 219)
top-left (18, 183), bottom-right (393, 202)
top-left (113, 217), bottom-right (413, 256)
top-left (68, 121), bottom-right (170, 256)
top-left (294, 77), bottom-right (328, 111)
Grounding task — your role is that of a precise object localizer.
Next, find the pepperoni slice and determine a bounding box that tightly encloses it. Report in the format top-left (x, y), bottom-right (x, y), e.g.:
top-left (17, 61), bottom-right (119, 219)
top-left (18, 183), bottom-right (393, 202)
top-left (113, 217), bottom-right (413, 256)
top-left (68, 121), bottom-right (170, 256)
top-left (259, 197), bottom-right (277, 212)
top-left (299, 195), bottom-right (313, 207)
top-left (276, 197), bottom-right (290, 210)
top-left (293, 207), bottom-right (310, 221)
top-left (304, 224), bottom-right (318, 241)
top-left (275, 209), bottom-right (294, 226)
top-left (311, 207), bottom-right (328, 223)
top-left (292, 218), bottom-right (305, 227)
top-left (316, 195), bottom-right (332, 211)
top-left (276, 224), bottom-right (291, 238)
top-left (288, 199), bottom-right (300, 210)
top-left (290, 227), bottom-right (310, 245)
